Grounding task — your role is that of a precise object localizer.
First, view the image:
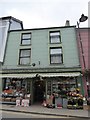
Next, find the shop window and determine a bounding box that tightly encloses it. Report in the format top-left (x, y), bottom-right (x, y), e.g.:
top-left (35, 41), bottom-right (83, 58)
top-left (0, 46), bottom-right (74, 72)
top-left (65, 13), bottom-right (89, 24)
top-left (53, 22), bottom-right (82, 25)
top-left (1, 78), bottom-right (31, 104)
top-left (3, 79), bottom-right (28, 94)
top-left (50, 48), bottom-right (63, 64)
top-left (52, 78), bottom-right (76, 98)
top-left (5, 78), bottom-right (11, 89)
top-left (50, 31), bottom-right (61, 44)
top-left (27, 80), bottom-right (31, 93)
top-left (16, 81), bottom-right (21, 87)
top-left (19, 49), bottom-right (31, 65)
top-left (21, 33), bottom-right (31, 45)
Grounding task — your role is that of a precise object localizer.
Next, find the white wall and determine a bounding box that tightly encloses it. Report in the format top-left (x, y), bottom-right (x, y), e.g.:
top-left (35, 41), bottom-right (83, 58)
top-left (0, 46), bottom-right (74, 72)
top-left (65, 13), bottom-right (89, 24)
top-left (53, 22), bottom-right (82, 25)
top-left (0, 18), bottom-right (22, 62)
top-left (0, 20), bottom-right (9, 62)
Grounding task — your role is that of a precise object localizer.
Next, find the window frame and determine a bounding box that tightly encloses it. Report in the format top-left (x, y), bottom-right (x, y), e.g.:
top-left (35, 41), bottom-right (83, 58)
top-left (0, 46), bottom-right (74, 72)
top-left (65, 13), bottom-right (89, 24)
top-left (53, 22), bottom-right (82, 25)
top-left (50, 47), bottom-right (63, 64)
top-left (19, 49), bottom-right (31, 65)
top-left (49, 31), bottom-right (61, 44)
top-left (21, 33), bottom-right (31, 45)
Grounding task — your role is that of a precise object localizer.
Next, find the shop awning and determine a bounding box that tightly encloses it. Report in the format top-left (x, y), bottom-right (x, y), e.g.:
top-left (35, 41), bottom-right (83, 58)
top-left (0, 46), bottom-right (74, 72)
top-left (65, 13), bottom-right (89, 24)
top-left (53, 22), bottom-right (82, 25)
top-left (0, 73), bottom-right (36, 78)
top-left (0, 72), bottom-right (81, 78)
top-left (39, 72), bottom-right (81, 77)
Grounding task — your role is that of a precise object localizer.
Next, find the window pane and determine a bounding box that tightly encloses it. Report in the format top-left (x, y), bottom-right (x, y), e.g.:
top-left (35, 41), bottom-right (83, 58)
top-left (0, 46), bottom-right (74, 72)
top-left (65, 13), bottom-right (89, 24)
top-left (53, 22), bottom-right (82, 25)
top-left (50, 48), bottom-right (62, 54)
top-left (22, 34), bottom-right (31, 39)
top-left (50, 32), bottom-right (60, 36)
top-left (20, 50), bottom-right (30, 57)
top-left (20, 57), bottom-right (30, 65)
top-left (22, 40), bottom-right (31, 44)
top-left (51, 55), bottom-right (62, 63)
top-left (51, 36), bottom-right (60, 43)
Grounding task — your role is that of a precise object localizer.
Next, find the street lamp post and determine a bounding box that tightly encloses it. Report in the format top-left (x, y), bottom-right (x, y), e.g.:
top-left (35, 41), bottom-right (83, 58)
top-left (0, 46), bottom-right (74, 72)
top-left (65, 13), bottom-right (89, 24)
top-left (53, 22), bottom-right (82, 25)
top-left (77, 14), bottom-right (88, 97)
top-left (77, 14), bottom-right (88, 69)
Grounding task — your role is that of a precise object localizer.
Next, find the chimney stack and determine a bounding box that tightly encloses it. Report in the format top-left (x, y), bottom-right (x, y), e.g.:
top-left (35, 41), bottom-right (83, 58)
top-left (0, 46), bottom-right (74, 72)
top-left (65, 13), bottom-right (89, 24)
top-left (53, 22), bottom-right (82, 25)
top-left (65, 20), bottom-right (70, 26)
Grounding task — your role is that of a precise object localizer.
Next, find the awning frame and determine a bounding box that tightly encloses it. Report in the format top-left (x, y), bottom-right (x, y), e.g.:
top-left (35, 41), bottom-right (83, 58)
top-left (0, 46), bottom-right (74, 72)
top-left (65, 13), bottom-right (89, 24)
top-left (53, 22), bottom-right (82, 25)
top-left (0, 72), bottom-right (81, 78)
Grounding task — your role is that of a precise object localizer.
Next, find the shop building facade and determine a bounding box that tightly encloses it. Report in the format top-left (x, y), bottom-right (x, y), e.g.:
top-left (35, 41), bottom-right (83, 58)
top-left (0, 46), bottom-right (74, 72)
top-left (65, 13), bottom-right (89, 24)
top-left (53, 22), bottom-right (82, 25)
top-left (1, 25), bottom-right (82, 105)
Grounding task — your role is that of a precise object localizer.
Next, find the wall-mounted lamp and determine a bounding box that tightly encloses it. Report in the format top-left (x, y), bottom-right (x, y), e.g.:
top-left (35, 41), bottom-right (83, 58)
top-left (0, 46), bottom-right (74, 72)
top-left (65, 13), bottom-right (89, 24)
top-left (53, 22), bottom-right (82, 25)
top-left (32, 63), bottom-right (36, 67)
top-left (79, 14), bottom-right (88, 23)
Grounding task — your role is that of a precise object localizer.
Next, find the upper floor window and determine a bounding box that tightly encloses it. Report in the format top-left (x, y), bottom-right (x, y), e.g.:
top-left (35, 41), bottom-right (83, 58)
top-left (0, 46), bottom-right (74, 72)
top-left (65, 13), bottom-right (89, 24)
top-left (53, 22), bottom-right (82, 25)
top-left (21, 33), bottom-right (31, 45)
top-left (50, 48), bottom-right (63, 64)
top-left (19, 49), bottom-right (31, 65)
top-left (50, 31), bottom-right (61, 44)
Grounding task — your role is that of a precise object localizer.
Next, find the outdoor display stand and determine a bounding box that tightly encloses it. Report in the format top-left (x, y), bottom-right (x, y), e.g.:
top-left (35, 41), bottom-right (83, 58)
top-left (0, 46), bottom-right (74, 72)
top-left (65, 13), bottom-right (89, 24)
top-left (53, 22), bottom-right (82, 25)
top-left (67, 89), bottom-right (83, 109)
top-left (1, 88), bottom-right (31, 106)
top-left (1, 89), bottom-right (16, 104)
top-left (67, 97), bottom-right (83, 109)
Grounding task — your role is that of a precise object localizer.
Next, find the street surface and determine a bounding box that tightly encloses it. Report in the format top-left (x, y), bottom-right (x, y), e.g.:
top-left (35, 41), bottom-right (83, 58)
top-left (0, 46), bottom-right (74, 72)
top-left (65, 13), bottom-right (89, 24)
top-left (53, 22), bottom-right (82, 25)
top-left (1, 110), bottom-right (70, 118)
top-left (1, 110), bottom-right (89, 120)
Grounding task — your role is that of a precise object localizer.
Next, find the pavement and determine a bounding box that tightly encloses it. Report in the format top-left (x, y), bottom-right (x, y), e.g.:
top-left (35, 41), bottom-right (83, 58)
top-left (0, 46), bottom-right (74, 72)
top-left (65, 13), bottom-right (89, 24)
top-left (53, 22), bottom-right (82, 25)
top-left (0, 104), bottom-right (90, 119)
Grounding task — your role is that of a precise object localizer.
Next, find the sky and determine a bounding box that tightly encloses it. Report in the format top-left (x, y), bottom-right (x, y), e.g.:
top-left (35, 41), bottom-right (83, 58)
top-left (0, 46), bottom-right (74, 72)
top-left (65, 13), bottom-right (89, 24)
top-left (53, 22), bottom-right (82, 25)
top-left (0, 0), bottom-right (89, 29)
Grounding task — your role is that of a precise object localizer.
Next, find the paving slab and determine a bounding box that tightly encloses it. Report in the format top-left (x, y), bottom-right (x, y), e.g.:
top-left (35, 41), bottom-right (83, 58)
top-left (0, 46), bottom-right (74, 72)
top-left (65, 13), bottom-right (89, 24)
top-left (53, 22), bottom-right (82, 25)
top-left (0, 104), bottom-right (90, 118)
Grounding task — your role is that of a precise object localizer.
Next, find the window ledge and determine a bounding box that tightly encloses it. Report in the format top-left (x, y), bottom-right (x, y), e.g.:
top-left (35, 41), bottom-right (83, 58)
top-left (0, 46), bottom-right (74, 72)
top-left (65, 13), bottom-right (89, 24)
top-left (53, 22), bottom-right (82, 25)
top-left (20, 44), bottom-right (31, 46)
top-left (17, 64), bottom-right (31, 67)
top-left (50, 42), bottom-right (62, 44)
top-left (49, 63), bottom-right (64, 66)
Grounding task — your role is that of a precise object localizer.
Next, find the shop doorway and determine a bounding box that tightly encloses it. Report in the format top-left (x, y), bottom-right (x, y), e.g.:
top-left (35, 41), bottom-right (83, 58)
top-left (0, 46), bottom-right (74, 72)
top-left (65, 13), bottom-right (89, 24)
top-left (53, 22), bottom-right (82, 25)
top-left (33, 80), bottom-right (45, 103)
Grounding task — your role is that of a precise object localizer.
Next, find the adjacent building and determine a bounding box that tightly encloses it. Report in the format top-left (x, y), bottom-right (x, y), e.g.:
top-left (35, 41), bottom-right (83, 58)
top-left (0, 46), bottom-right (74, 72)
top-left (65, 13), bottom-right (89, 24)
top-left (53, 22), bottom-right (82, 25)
top-left (0, 16), bottom-right (23, 63)
top-left (0, 16), bottom-right (23, 95)
top-left (88, 1), bottom-right (90, 27)
top-left (76, 28), bottom-right (90, 98)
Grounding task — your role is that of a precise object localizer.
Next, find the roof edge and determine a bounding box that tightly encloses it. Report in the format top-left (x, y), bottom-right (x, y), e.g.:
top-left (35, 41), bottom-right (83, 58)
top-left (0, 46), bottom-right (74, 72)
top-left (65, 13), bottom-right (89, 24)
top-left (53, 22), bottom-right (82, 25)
top-left (9, 25), bottom-right (76, 32)
top-left (0, 16), bottom-right (23, 29)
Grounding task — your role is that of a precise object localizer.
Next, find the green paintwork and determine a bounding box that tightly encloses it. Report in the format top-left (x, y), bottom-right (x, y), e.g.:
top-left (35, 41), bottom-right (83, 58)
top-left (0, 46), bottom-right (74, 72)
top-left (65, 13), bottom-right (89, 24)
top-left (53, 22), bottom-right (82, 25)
top-left (3, 27), bottom-right (80, 70)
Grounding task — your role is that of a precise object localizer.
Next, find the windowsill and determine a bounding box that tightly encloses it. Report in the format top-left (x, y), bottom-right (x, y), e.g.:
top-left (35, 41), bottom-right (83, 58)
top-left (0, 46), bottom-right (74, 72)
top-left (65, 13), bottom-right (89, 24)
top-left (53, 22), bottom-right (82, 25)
top-left (49, 42), bottom-right (62, 44)
top-left (17, 64), bottom-right (31, 66)
top-left (20, 44), bottom-right (31, 46)
top-left (49, 63), bottom-right (64, 66)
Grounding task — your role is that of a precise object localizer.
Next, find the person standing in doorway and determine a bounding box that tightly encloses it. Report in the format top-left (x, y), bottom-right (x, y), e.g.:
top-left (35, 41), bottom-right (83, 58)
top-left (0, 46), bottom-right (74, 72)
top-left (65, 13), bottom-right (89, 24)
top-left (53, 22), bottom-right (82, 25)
top-left (52, 93), bottom-right (55, 108)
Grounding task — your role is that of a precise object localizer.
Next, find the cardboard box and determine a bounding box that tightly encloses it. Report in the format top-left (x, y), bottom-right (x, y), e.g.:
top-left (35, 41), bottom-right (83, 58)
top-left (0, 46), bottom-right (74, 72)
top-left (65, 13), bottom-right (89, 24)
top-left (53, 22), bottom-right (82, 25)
top-left (83, 105), bottom-right (90, 110)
